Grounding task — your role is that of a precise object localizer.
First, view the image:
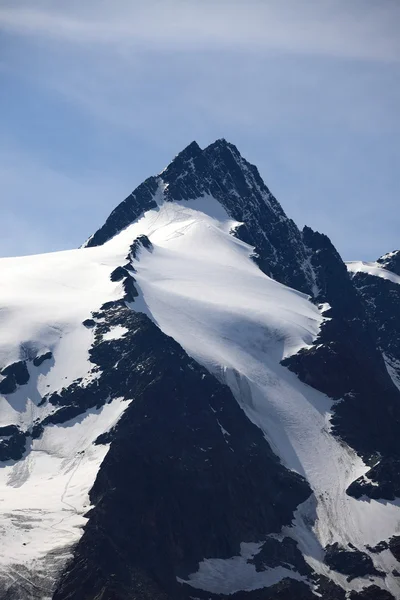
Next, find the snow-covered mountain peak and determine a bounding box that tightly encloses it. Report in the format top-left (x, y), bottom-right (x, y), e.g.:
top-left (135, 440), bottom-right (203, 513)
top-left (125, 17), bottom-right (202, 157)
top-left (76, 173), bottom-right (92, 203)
top-left (1, 141), bottom-right (400, 600)
top-left (87, 139), bottom-right (318, 295)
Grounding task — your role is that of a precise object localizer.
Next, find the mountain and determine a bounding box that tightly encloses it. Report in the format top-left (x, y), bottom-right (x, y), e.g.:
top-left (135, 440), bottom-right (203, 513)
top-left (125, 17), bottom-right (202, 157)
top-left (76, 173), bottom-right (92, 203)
top-left (0, 139), bottom-right (399, 600)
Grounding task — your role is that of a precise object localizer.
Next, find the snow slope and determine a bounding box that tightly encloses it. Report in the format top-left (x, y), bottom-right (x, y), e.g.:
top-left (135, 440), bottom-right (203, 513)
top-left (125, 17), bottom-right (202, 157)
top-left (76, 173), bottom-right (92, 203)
top-left (0, 247), bottom-right (133, 594)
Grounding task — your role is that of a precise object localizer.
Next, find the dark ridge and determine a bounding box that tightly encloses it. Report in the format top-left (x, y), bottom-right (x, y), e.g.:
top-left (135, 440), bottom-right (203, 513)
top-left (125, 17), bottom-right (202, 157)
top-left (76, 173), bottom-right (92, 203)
top-left (85, 176), bottom-right (159, 248)
top-left (110, 266), bottom-right (128, 282)
top-left (33, 351), bottom-right (53, 367)
top-left (122, 275), bottom-right (139, 302)
top-left (0, 424), bottom-right (27, 461)
top-left (349, 586), bottom-right (395, 600)
top-left (323, 543), bottom-right (384, 582)
top-left (347, 456), bottom-right (400, 501)
top-left (350, 270), bottom-right (400, 387)
top-left (366, 541), bottom-right (388, 554)
top-left (172, 140), bottom-right (202, 161)
top-left (180, 578), bottom-right (319, 600)
top-left (126, 234), bottom-right (152, 261)
top-left (389, 535), bottom-right (400, 562)
top-left (283, 226), bottom-right (400, 499)
top-left (0, 360), bottom-right (30, 394)
top-left (247, 537), bottom-right (311, 576)
top-left (204, 137), bottom-right (241, 156)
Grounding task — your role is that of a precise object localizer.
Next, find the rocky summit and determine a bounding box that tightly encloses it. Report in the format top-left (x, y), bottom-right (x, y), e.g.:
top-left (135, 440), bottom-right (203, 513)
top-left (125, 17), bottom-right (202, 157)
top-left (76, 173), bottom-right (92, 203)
top-left (0, 139), bottom-right (399, 600)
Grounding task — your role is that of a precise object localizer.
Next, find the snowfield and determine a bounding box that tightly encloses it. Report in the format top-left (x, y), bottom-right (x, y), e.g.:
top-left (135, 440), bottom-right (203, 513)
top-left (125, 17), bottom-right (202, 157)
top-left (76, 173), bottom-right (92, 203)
top-left (0, 246), bottom-right (131, 594)
top-left (0, 191), bottom-right (399, 597)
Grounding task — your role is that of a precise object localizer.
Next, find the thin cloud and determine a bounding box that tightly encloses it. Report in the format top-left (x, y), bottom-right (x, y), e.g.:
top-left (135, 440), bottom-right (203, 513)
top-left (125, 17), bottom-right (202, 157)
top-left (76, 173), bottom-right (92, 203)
top-left (0, 1), bottom-right (399, 62)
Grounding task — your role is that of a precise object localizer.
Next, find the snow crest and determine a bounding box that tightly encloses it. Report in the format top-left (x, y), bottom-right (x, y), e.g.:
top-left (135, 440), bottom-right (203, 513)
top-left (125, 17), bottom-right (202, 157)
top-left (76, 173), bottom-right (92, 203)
top-left (347, 260), bottom-right (400, 285)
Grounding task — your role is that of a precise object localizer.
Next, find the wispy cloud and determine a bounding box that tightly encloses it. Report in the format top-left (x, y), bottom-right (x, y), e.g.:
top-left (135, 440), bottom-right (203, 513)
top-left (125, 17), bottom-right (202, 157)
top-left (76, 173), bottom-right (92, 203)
top-left (1, 1), bottom-right (399, 62)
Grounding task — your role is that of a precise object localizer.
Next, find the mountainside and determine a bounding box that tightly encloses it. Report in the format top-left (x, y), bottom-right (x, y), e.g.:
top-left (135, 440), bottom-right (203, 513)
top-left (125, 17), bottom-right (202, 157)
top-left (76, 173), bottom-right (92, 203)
top-left (0, 140), bottom-right (399, 600)
top-left (347, 254), bottom-right (400, 393)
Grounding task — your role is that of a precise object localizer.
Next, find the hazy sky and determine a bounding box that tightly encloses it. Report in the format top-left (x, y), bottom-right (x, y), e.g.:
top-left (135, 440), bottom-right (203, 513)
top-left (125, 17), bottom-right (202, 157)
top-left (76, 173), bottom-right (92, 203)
top-left (1, 1), bottom-right (399, 260)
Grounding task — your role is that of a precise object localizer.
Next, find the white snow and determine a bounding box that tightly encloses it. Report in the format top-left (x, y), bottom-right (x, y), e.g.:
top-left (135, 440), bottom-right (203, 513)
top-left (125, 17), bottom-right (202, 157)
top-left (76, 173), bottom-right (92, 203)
top-left (102, 325), bottom-right (129, 341)
top-left (0, 398), bottom-right (131, 595)
top-left (0, 246), bottom-right (123, 397)
top-left (346, 260), bottom-right (400, 285)
top-left (0, 244), bottom-right (134, 592)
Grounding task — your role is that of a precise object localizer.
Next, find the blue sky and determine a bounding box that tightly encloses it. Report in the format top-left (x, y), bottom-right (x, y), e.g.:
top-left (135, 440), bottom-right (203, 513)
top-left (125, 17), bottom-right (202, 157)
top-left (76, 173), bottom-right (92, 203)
top-left (1, 0), bottom-right (399, 260)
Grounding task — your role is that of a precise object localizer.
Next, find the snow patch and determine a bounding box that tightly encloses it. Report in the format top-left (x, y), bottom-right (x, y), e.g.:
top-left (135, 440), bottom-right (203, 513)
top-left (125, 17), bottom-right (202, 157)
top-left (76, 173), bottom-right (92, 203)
top-left (0, 397), bottom-right (131, 586)
top-left (102, 325), bottom-right (129, 341)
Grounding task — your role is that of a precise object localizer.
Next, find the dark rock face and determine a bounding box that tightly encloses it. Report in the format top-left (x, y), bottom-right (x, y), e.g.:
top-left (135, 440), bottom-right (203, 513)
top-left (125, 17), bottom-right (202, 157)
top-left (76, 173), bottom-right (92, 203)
top-left (181, 578), bottom-right (319, 600)
top-left (86, 140), bottom-right (316, 295)
top-left (126, 234), bottom-right (152, 260)
top-left (33, 351), bottom-right (53, 367)
top-left (366, 541), bottom-right (389, 554)
top-left (0, 374), bottom-right (17, 395)
top-left (350, 270), bottom-right (400, 372)
top-left (389, 536), bottom-right (400, 562)
top-left (85, 177), bottom-right (159, 248)
top-left (82, 318), bottom-right (96, 328)
top-left (313, 576), bottom-right (346, 600)
top-left (349, 586), bottom-right (395, 600)
top-left (0, 424), bottom-right (26, 461)
top-left (339, 262), bottom-right (400, 501)
top-left (0, 360), bottom-right (30, 394)
top-left (105, 236), bottom-right (153, 301)
top-left (52, 300), bottom-right (311, 600)
top-left (122, 273), bottom-right (139, 302)
top-left (191, 578), bottom-right (346, 600)
top-left (324, 543), bottom-right (383, 581)
top-left (110, 265), bottom-right (129, 282)
top-left (347, 456), bottom-right (400, 500)
top-left (283, 228), bottom-right (400, 499)
top-left (248, 538), bottom-right (311, 577)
